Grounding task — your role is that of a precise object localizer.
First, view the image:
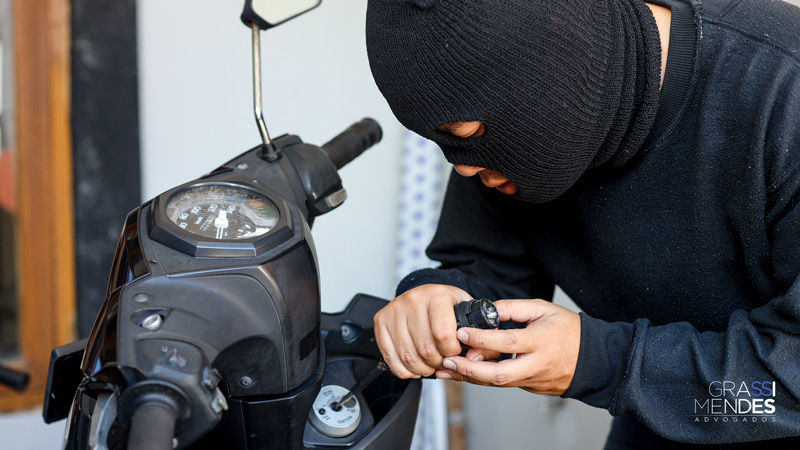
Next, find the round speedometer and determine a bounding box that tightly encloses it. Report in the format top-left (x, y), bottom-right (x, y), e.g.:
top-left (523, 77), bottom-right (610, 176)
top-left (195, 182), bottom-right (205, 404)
top-left (165, 185), bottom-right (279, 240)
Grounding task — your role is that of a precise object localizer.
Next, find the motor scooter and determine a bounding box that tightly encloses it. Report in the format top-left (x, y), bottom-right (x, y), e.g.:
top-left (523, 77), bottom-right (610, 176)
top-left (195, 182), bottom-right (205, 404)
top-left (41, 2), bottom-right (423, 448)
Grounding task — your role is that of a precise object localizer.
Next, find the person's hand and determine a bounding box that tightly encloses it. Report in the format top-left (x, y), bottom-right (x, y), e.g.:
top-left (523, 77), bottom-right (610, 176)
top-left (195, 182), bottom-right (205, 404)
top-left (373, 284), bottom-right (474, 378)
top-left (435, 299), bottom-right (581, 396)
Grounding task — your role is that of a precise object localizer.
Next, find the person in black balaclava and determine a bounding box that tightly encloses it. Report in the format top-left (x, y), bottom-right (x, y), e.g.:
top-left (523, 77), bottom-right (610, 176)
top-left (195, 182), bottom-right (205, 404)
top-left (367, 0), bottom-right (800, 448)
top-left (367, 0), bottom-right (662, 203)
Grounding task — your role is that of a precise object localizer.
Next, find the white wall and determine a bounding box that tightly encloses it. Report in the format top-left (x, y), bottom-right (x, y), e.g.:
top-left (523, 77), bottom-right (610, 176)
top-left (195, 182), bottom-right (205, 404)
top-left (138, 0), bottom-right (403, 312)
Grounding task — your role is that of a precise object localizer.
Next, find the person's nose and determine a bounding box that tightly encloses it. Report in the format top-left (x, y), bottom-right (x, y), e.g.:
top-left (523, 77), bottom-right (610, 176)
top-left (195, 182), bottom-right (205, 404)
top-left (454, 165), bottom-right (484, 177)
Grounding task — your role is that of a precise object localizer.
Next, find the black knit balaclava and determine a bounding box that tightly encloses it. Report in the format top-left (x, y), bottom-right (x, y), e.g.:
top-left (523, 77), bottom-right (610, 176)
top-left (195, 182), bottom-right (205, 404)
top-left (366, 0), bottom-right (662, 203)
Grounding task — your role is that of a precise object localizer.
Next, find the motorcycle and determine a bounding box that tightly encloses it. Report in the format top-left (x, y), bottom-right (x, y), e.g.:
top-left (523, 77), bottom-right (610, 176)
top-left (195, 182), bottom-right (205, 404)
top-left (41, 2), bottom-right (422, 448)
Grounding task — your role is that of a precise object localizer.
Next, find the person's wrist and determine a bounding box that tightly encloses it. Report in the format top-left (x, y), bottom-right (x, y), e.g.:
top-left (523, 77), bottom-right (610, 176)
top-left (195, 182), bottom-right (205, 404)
top-left (555, 308), bottom-right (582, 394)
top-left (396, 268), bottom-right (471, 296)
top-left (561, 313), bottom-right (635, 409)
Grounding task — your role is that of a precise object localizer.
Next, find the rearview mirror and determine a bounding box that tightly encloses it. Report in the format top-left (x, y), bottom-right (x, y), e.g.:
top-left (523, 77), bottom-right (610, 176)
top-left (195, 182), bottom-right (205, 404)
top-left (241, 0), bottom-right (322, 30)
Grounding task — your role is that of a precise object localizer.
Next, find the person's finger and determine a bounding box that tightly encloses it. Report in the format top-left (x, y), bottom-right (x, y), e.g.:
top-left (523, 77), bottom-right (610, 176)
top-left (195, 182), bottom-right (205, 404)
top-left (493, 299), bottom-right (553, 323)
top-left (374, 313), bottom-right (417, 379)
top-left (441, 356), bottom-right (527, 386)
top-left (464, 347), bottom-right (501, 362)
top-left (407, 304), bottom-right (444, 371)
top-left (435, 368), bottom-right (493, 386)
top-left (428, 297), bottom-right (462, 358)
top-left (392, 315), bottom-right (435, 377)
top-left (457, 327), bottom-right (537, 354)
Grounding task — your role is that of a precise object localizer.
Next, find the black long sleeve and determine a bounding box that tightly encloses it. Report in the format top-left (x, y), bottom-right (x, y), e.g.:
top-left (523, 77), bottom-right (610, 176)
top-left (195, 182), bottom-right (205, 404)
top-left (397, 171), bottom-right (555, 302)
top-left (396, 0), bottom-right (800, 445)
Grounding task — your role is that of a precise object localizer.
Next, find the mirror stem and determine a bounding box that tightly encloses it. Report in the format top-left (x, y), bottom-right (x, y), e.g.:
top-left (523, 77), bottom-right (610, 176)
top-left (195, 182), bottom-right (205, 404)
top-left (251, 23), bottom-right (279, 161)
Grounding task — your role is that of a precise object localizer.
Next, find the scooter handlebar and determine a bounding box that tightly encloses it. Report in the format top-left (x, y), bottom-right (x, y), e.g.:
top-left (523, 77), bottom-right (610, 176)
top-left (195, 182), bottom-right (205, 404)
top-left (0, 365), bottom-right (29, 392)
top-left (322, 118), bottom-right (382, 170)
top-left (127, 399), bottom-right (178, 450)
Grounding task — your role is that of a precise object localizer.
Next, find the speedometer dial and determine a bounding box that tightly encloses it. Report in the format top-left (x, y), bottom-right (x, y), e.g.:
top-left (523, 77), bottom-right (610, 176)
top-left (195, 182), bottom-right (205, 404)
top-left (165, 185), bottom-right (279, 240)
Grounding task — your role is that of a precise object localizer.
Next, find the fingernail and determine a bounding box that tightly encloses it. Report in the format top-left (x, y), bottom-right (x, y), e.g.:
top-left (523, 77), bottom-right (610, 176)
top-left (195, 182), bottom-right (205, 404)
top-left (442, 358), bottom-right (456, 370)
top-left (471, 354), bottom-right (484, 362)
top-left (457, 329), bottom-right (468, 343)
top-left (436, 371), bottom-right (452, 379)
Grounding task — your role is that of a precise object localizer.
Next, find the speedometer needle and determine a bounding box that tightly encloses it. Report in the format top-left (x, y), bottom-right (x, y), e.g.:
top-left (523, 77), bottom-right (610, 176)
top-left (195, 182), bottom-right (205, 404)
top-left (214, 210), bottom-right (229, 239)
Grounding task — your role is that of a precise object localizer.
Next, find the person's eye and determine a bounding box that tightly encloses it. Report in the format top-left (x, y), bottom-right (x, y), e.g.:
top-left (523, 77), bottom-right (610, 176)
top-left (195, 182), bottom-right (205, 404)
top-left (437, 121), bottom-right (486, 138)
top-left (470, 123), bottom-right (487, 137)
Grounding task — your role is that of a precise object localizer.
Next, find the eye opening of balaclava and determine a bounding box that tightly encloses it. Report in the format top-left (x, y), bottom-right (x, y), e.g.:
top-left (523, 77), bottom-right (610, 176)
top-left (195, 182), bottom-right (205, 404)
top-left (366, 0), bottom-right (662, 203)
top-left (431, 126), bottom-right (488, 148)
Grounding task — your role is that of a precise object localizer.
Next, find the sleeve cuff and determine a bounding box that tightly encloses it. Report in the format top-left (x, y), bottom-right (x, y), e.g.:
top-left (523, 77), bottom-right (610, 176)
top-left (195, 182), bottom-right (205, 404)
top-left (562, 313), bottom-right (636, 410)
top-left (396, 268), bottom-right (472, 297)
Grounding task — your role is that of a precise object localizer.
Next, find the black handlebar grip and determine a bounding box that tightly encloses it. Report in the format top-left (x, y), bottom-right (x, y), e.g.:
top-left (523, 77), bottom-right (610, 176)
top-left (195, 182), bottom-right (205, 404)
top-left (127, 400), bottom-right (178, 450)
top-left (321, 118), bottom-right (383, 169)
top-left (0, 365), bottom-right (29, 392)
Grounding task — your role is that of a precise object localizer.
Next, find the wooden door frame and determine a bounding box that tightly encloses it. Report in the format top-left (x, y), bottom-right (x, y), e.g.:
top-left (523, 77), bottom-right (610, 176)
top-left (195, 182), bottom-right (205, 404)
top-left (0, 0), bottom-right (75, 411)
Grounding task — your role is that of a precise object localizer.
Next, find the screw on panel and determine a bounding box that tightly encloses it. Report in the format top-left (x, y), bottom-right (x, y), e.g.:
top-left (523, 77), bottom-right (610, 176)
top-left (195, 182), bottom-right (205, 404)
top-left (340, 323), bottom-right (361, 343)
top-left (133, 293), bottom-right (149, 303)
top-left (236, 162), bottom-right (249, 170)
top-left (166, 349), bottom-right (187, 369)
top-left (239, 376), bottom-right (253, 387)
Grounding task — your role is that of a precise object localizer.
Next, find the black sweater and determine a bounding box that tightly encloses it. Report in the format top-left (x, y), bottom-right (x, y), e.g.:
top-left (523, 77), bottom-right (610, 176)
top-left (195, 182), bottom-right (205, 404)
top-left (396, 0), bottom-right (800, 446)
